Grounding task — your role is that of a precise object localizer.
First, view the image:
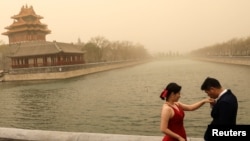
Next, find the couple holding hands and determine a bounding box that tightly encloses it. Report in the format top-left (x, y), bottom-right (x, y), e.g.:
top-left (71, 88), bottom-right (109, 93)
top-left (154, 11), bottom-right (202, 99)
top-left (160, 77), bottom-right (238, 141)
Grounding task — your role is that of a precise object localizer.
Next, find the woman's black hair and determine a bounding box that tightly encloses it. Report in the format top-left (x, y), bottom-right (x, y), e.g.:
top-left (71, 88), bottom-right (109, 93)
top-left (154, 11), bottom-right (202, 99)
top-left (160, 82), bottom-right (182, 100)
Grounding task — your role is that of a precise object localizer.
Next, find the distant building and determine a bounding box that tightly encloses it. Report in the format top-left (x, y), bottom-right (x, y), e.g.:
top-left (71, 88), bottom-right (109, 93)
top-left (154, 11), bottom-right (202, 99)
top-left (2, 5), bottom-right (85, 69)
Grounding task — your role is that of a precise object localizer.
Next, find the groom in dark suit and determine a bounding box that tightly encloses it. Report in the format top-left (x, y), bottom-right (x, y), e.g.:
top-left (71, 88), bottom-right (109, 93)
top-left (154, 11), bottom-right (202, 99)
top-left (201, 77), bottom-right (238, 141)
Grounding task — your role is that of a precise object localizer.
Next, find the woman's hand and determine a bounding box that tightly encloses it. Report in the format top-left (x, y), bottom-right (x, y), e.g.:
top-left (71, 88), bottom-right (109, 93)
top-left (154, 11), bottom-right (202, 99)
top-left (203, 97), bottom-right (215, 103)
top-left (203, 98), bottom-right (216, 108)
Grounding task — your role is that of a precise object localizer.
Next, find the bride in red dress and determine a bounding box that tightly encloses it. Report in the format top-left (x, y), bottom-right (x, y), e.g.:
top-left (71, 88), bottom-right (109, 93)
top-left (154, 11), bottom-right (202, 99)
top-left (160, 82), bottom-right (212, 141)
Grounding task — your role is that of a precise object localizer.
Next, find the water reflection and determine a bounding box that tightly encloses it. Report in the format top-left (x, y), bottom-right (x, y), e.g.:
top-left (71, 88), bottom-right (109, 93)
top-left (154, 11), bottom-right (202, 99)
top-left (0, 59), bottom-right (249, 137)
top-left (15, 89), bottom-right (55, 128)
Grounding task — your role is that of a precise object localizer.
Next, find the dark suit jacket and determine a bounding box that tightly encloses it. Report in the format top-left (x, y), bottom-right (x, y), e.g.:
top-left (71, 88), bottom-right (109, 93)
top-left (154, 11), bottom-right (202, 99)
top-left (204, 89), bottom-right (238, 140)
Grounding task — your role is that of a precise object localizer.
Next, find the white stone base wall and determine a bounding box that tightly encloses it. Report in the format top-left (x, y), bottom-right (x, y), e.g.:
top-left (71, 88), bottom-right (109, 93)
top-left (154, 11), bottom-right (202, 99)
top-left (0, 127), bottom-right (203, 141)
top-left (3, 61), bottom-right (145, 81)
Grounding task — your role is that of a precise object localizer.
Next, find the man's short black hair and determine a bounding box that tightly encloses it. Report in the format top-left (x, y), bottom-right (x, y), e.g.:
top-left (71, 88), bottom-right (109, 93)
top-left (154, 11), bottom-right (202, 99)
top-left (201, 77), bottom-right (222, 90)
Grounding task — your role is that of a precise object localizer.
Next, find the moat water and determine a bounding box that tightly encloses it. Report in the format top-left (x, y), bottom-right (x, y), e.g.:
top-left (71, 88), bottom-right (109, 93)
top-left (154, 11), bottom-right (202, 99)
top-left (0, 59), bottom-right (249, 137)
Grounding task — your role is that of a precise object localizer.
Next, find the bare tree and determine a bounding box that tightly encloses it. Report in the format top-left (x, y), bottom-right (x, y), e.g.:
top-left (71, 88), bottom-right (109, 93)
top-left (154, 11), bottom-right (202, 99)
top-left (190, 36), bottom-right (250, 57)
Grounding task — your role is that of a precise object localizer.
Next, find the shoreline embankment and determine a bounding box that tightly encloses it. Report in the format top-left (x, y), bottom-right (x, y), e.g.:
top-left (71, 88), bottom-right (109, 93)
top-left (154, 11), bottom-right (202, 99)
top-left (190, 56), bottom-right (250, 66)
top-left (1, 60), bottom-right (148, 82)
top-left (0, 127), bottom-right (203, 141)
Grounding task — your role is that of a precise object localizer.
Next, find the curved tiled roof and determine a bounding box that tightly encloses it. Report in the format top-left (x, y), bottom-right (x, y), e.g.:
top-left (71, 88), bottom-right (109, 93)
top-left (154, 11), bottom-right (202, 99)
top-left (2, 5), bottom-right (51, 37)
top-left (11, 5), bottom-right (43, 19)
top-left (10, 41), bottom-right (85, 57)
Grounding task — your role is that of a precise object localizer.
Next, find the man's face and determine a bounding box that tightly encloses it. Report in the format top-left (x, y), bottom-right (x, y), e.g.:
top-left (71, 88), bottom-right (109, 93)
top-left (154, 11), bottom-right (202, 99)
top-left (205, 87), bottom-right (218, 99)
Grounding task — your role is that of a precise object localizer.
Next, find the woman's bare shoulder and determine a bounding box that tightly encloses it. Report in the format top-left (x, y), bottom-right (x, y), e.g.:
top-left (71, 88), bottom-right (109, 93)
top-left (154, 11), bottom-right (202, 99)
top-left (162, 103), bottom-right (172, 111)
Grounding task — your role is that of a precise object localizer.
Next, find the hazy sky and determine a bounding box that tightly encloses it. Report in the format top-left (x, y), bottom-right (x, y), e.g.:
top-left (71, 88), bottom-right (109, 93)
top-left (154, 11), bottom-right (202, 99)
top-left (1, 0), bottom-right (250, 54)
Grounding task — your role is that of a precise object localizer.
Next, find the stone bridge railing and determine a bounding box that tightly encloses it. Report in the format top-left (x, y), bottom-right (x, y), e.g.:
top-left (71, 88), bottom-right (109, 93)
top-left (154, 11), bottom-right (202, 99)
top-left (0, 127), bottom-right (203, 141)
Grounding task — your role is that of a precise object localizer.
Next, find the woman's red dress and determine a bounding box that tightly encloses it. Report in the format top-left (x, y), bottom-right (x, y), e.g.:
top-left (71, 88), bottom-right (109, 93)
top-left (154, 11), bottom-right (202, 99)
top-left (162, 104), bottom-right (187, 141)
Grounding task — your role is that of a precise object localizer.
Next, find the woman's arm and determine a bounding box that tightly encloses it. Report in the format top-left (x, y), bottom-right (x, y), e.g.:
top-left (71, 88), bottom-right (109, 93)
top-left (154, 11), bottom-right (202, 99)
top-left (160, 105), bottom-right (185, 141)
top-left (178, 98), bottom-right (214, 111)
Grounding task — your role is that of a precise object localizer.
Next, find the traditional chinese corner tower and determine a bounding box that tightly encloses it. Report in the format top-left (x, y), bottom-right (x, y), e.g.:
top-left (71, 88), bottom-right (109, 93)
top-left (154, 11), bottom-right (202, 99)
top-left (2, 5), bottom-right (51, 44)
top-left (2, 5), bottom-right (85, 69)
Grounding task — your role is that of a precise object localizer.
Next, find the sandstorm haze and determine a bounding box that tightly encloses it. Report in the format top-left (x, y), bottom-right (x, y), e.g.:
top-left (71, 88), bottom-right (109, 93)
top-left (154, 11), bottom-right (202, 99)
top-left (1, 0), bottom-right (250, 54)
